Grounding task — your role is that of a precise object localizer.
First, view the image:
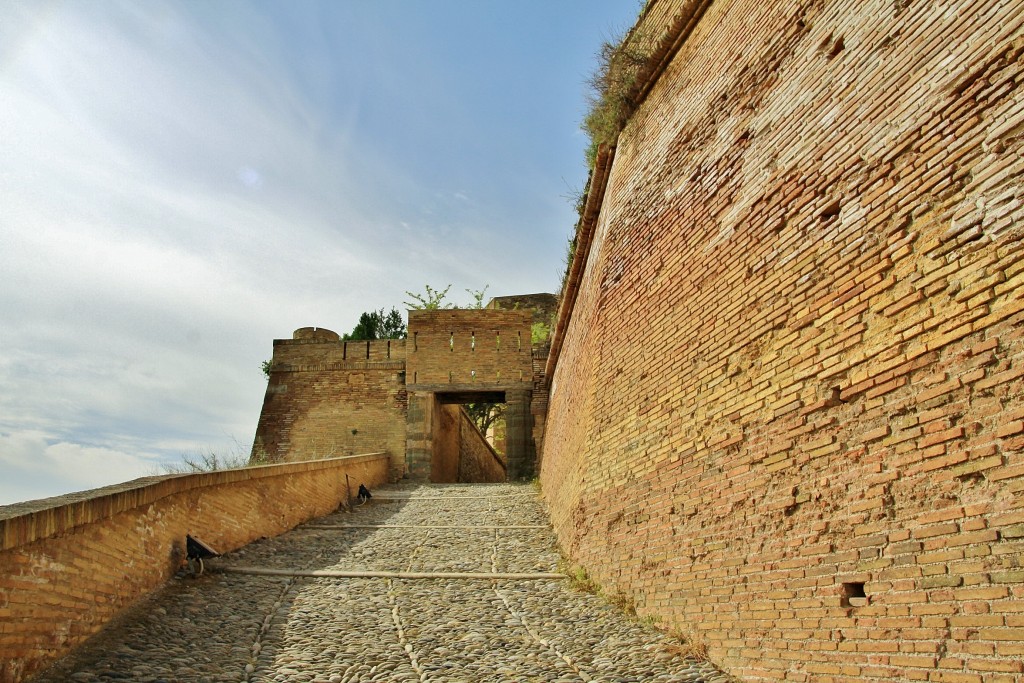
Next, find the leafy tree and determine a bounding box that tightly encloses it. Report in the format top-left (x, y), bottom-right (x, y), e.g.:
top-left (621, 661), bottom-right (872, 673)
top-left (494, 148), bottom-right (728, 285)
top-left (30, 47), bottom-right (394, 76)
top-left (465, 401), bottom-right (504, 443)
top-left (343, 307), bottom-right (407, 340)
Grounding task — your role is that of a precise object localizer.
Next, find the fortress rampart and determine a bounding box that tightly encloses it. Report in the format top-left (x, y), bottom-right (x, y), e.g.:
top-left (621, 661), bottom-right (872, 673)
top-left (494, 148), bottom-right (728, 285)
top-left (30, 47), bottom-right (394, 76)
top-left (0, 454), bottom-right (389, 682)
top-left (540, 0), bottom-right (1024, 680)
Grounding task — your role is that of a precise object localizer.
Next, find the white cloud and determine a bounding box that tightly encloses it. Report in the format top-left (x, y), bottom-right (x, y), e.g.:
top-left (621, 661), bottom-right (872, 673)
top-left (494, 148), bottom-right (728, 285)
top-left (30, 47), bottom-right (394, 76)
top-left (0, 1), bottom-right (577, 505)
top-left (0, 430), bottom-right (162, 505)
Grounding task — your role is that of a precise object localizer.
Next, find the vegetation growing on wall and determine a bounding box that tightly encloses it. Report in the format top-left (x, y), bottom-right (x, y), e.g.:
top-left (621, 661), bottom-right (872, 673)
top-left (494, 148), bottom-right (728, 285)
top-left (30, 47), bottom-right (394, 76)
top-left (582, 28), bottom-right (651, 169)
top-left (163, 439), bottom-right (267, 473)
top-left (403, 284), bottom-right (490, 311)
top-left (558, 7), bottom-right (653, 299)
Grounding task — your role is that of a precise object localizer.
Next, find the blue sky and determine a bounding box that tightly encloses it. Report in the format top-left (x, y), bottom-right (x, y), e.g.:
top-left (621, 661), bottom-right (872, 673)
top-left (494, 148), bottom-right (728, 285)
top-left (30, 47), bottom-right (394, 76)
top-left (0, 1), bottom-right (641, 504)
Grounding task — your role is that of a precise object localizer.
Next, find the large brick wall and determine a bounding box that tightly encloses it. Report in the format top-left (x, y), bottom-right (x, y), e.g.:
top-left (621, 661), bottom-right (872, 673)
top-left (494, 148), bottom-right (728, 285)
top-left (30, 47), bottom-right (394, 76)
top-left (541, 1), bottom-right (1024, 681)
top-left (406, 309), bottom-right (533, 389)
top-left (254, 329), bottom-right (408, 479)
top-left (0, 454), bottom-right (389, 683)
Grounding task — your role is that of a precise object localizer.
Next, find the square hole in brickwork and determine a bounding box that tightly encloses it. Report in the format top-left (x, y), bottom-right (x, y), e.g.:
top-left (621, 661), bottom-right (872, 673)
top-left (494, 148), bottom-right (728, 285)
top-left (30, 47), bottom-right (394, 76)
top-left (841, 582), bottom-right (867, 608)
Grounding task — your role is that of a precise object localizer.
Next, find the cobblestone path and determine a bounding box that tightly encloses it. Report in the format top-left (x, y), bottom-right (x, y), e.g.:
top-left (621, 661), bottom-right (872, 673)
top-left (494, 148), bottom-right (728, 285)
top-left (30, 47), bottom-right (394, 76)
top-left (34, 483), bottom-right (734, 683)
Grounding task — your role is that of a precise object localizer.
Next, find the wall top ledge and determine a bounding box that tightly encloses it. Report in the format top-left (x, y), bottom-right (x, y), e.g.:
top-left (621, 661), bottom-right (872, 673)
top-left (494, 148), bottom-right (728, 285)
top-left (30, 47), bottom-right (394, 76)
top-left (0, 453), bottom-right (387, 552)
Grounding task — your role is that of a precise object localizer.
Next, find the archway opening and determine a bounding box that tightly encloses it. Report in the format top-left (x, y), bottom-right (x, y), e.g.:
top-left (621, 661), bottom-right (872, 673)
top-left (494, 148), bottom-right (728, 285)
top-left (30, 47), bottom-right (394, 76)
top-left (431, 390), bottom-right (507, 483)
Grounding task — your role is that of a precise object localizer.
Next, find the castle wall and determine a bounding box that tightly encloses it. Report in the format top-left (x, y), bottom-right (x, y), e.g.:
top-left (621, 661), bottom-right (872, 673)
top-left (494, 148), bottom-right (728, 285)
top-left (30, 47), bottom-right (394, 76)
top-left (254, 333), bottom-right (408, 479)
top-left (457, 406), bottom-right (507, 484)
top-left (0, 454), bottom-right (389, 683)
top-left (542, 1), bottom-right (1024, 680)
top-left (431, 401), bottom-right (461, 483)
top-left (406, 310), bottom-right (535, 478)
top-left (406, 309), bottom-right (534, 389)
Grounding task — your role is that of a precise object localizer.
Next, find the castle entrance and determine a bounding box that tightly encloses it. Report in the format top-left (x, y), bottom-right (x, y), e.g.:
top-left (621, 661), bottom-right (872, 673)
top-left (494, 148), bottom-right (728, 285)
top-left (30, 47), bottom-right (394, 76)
top-left (430, 390), bottom-right (505, 483)
top-left (405, 309), bottom-right (535, 482)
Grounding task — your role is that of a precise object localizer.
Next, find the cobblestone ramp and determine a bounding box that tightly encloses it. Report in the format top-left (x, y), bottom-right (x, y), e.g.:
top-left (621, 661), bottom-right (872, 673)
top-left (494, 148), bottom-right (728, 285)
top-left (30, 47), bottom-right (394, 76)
top-left (32, 483), bottom-right (734, 683)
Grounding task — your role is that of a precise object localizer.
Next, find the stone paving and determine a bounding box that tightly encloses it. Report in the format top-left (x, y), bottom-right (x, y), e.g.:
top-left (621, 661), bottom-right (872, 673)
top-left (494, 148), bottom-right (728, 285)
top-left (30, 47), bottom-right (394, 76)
top-left (33, 483), bottom-right (735, 683)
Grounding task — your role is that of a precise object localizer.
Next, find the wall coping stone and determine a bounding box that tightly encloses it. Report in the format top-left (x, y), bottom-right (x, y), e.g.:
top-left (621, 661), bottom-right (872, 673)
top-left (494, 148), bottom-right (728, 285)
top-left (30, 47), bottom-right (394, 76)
top-left (0, 453), bottom-right (387, 551)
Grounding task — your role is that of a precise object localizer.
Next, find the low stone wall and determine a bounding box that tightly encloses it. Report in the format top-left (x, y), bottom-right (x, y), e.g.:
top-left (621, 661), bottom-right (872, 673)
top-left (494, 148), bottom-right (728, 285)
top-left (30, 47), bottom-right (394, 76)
top-left (0, 453), bottom-right (389, 683)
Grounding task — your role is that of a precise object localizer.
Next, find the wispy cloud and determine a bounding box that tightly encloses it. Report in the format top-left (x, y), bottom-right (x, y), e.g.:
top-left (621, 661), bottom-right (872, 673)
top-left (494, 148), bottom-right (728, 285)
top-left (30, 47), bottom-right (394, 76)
top-left (0, 0), bottom-right (633, 504)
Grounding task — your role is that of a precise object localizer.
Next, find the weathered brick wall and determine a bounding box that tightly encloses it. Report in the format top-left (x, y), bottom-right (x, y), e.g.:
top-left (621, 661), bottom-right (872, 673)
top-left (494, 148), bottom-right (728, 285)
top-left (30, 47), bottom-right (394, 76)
top-left (457, 407), bottom-right (507, 484)
top-left (0, 454), bottom-right (389, 683)
top-left (542, 1), bottom-right (1024, 681)
top-left (254, 330), bottom-right (408, 478)
top-left (407, 310), bottom-right (533, 389)
top-left (432, 401), bottom-right (461, 482)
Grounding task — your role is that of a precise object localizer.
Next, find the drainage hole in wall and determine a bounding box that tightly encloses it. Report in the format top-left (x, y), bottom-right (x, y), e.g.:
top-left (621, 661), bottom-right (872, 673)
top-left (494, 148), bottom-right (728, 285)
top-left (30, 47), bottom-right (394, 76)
top-left (841, 582), bottom-right (867, 608)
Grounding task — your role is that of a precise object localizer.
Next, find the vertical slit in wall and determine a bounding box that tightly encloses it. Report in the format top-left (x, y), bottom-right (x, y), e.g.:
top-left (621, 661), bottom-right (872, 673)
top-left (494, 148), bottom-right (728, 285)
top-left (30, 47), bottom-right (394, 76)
top-left (471, 332), bottom-right (475, 351)
top-left (496, 331), bottom-right (500, 351)
top-left (448, 371), bottom-right (453, 383)
top-left (450, 332), bottom-right (454, 352)
top-left (387, 340), bottom-right (391, 359)
top-left (413, 371), bottom-right (417, 384)
top-left (413, 332), bottom-right (418, 351)
top-left (343, 342), bottom-right (347, 360)
top-left (366, 341), bottom-right (370, 359)
top-left (517, 331), bottom-right (522, 351)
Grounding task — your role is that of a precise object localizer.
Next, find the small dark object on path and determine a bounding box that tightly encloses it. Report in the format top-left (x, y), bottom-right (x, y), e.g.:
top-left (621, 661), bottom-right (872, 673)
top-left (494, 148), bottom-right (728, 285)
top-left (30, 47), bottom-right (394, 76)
top-left (358, 484), bottom-right (372, 504)
top-left (185, 534), bottom-right (219, 575)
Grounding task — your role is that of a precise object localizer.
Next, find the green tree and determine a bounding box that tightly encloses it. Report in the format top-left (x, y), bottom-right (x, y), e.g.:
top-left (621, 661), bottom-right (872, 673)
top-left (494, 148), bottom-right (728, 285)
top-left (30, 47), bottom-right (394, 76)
top-left (343, 307), bottom-right (407, 340)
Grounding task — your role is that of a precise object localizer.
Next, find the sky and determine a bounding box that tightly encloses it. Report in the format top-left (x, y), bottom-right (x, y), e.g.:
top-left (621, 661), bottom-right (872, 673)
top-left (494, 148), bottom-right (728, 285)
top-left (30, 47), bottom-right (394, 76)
top-left (0, 0), bottom-right (642, 505)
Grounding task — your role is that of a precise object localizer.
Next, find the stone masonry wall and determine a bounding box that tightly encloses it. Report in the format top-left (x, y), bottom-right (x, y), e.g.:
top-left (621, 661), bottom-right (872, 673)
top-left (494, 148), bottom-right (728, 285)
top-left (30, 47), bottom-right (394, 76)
top-left (0, 454), bottom-right (389, 683)
top-left (457, 406), bottom-right (507, 484)
top-left (254, 331), bottom-right (408, 479)
top-left (542, 1), bottom-right (1024, 681)
top-left (407, 309), bottom-right (533, 389)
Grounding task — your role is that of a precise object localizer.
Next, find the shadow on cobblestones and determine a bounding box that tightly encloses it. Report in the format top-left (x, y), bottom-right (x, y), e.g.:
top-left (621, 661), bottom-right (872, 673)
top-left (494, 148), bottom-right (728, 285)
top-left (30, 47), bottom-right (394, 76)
top-left (31, 484), bottom-right (735, 683)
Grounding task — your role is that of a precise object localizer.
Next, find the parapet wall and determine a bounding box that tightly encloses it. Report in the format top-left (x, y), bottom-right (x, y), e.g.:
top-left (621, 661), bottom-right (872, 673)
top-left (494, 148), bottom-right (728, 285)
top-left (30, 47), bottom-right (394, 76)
top-left (407, 309), bottom-right (533, 389)
top-left (0, 454), bottom-right (389, 683)
top-left (542, 0), bottom-right (1024, 681)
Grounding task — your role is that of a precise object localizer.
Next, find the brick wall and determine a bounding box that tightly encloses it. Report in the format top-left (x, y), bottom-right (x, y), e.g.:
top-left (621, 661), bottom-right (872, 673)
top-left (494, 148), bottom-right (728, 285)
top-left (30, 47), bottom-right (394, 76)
top-left (541, 1), bottom-right (1024, 681)
top-left (254, 331), bottom-right (408, 479)
top-left (432, 402), bottom-right (461, 482)
top-left (407, 309), bottom-right (533, 389)
top-left (0, 454), bottom-right (389, 683)
top-left (457, 407), bottom-right (507, 484)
